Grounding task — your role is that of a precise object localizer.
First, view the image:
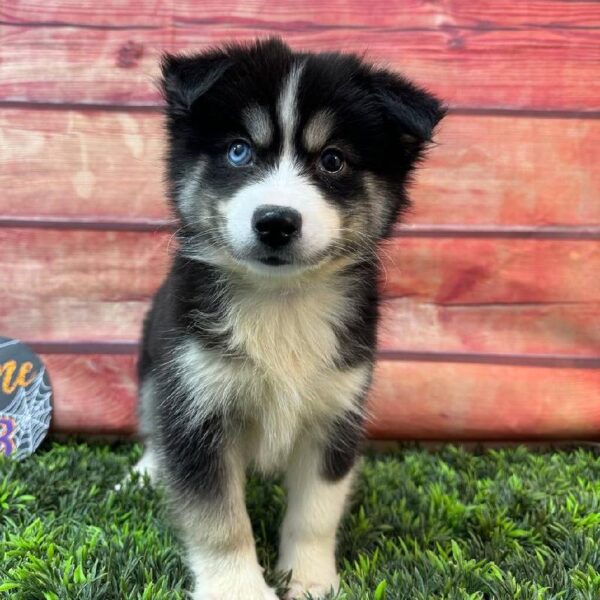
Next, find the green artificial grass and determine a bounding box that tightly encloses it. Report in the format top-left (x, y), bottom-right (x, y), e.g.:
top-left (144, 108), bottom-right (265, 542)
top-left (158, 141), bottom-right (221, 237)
top-left (1, 442), bottom-right (600, 599)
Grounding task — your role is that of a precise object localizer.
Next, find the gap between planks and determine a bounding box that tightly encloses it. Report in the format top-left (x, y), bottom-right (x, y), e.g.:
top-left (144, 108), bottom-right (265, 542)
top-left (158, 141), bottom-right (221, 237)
top-left (1, 100), bottom-right (600, 119)
top-left (24, 341), bottom-right (600, 369)
top-left (0, 217), bottom-right (599, 240)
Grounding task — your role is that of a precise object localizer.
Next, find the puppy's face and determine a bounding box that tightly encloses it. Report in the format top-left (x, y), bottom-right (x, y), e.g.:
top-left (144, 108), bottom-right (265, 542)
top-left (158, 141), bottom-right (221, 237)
top-left (163, 39), bottom-right (444, 276)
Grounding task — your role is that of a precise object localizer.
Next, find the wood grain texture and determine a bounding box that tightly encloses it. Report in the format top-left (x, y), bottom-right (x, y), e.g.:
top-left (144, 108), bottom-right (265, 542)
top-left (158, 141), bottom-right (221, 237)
top-left (1, 24), bottom-right (599, 110)
top-left (1, 109), bottom-right (598, 226)
top-left (15, 299), bottom-right (600, 358)
top-left (378, 299), bottom-right (600, 357)
top-left (369, 361), bottom-right (600, 440)
top-left (0, 229), bottom-right (169, 343)
top-left (412, 115), bottom-right (600, 226)
top-left (45, 354), bottom-right (138, 435)
top-left (2, 229), bottom-right (598, 359)
top-left (381, 238), bottom-right (599, 304)
top-left (4, 0), bottom-right (599, 29)
top-left (44, 353), bottom-right (600, 439)
top-left (1, 0), bottom-right (169, 27)
top-left (0, 108), bottom-right (167, 219)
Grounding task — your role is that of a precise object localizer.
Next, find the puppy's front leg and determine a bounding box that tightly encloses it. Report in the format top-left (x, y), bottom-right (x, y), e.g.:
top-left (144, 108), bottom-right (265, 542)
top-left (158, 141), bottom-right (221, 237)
top-left (277, 416), bottom-right (361, 600)
top-left (163, 420), bottom-right (276, 600)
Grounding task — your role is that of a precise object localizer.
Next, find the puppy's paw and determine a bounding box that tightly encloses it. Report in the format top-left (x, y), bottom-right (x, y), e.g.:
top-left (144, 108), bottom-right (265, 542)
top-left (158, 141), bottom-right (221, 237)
top-left (193, 576), bottom-right (279, 600)
top-left (247, 584), bottom-right (279, 600)
top-left (278, 552), bottom-right (339, 599)
top-left (115, 449), bottom-right (159, 491)
top-left (284, 576), bottom-right (339, 599)
top-left (263, 587), bottom-right (281, 600)
top-left (193, 587), bottom-right (278, 600)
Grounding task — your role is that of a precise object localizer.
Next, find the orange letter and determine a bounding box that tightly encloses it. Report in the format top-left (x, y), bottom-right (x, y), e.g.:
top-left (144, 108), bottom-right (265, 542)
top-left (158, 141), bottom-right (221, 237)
top-left (16, 362), bottom-right (36, 389)
top-left (0, 361), bottom-right (18, 394)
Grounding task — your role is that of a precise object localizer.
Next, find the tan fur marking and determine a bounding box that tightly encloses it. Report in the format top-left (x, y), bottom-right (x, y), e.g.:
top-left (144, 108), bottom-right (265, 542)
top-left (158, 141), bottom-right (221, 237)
top-left (176, 160), bottom-right (205, 217)
top-left (302, 109), bottom-right (335, 152)
top-left (242, 104), bottom-right (273, 147)
top-left (364, 173), bottom-right (392, 237)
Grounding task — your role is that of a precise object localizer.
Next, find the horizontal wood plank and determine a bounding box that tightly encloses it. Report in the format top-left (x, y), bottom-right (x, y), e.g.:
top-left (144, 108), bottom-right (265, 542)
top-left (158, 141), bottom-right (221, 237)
top-left (1, 24), bottom-right (599, 110)
top-left (45, 353), bottom-right (600, 438)
top-left (4, 1), bottom-right (599, 30)
top-left (380, 237), bottom-right (599, 304)
top-left (1, 109), bottom-right (598, 226)
top-left (369, 361), bottom-right (600, 439)
top-left (0, 229), bottom-right (169, 343)
top-left (2, 229), bottom-right (598, 358)
top-left (378, 299), bottom-right (600, 357)
top-left (0, 108), bottom-right (167, 219)
top-left (1, 0), bottom-right (170, 27)
top-left (45, 353), bottom-right (138, 435)
top-left (412, 116), bottom-right (600, 226)
top-left (19, 297), bottom-right (600, 359)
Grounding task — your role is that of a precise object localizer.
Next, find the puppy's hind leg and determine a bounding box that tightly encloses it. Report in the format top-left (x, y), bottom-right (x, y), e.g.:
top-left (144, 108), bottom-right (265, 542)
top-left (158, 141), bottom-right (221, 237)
top-left (114, 446), bottom-right (159, 491)
top-left (117, 376), bottom-right (160, 489)
top-left (132, 445), bottom-right (160, 482)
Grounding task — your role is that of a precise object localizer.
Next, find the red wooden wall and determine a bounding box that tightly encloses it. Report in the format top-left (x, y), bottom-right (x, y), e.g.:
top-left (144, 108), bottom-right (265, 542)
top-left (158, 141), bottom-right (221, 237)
top-left (1, 1), bottom-right (599, 439)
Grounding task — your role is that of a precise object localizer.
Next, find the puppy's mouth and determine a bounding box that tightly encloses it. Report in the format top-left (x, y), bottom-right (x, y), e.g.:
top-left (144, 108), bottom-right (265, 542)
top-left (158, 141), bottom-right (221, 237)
top-left (257, 256), bottom-right (290, 267)
top-left (242, 249), bottom-right (335, 277)
top-left (227, 241), bottom-right (336, 276)
top-left (238, 250), bottom-right (322, 277)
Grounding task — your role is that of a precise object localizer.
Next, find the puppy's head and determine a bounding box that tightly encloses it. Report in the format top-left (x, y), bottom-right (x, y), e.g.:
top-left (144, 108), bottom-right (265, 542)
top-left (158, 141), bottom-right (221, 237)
top-left (162, 38), bottom-right (445, 276)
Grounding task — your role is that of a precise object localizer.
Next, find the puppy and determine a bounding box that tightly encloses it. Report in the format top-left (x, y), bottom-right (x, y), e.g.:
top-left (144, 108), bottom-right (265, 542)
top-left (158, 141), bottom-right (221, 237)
top-left (136, 38), bottom-right (444, 600)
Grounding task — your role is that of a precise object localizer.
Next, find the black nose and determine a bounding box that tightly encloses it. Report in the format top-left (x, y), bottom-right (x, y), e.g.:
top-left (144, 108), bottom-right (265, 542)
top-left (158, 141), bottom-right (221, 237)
top-left (252, 205), bottom-right (302, 249)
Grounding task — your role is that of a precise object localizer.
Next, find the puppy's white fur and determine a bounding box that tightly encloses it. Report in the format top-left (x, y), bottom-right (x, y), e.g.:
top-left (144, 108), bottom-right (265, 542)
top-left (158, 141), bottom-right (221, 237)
top-left (278, 438), bottom-right (356, 599)
top-left (279, 63), bottom-right (303, 156)
top-left (222, 156), bottom-right (341, 265)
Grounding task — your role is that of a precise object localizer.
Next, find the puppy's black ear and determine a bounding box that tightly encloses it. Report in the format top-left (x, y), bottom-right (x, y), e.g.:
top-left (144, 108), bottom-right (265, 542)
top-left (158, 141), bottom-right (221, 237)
top-left (372, 70), bottom-right (446, 148)
top-left (161, 52), bottom-right (232, 117)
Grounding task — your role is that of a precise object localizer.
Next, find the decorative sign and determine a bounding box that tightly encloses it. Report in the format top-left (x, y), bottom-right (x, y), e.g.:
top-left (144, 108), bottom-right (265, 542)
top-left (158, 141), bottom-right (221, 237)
top-left (0, 337), bottom-right (52, 459)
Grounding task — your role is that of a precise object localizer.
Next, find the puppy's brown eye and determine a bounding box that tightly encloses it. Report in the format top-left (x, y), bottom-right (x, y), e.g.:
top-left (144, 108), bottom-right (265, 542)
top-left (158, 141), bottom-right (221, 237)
top-left (320, 148), bottom-right (344, 173)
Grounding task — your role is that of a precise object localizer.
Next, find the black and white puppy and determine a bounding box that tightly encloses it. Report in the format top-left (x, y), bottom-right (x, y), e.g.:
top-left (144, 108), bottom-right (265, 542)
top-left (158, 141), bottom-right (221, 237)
top-left (136, 38), bottom-right (444, 600)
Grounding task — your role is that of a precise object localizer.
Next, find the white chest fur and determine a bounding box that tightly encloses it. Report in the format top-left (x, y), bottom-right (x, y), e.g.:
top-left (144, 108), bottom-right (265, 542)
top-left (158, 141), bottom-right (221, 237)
top-left (175, 275), bottom-right (368, 473)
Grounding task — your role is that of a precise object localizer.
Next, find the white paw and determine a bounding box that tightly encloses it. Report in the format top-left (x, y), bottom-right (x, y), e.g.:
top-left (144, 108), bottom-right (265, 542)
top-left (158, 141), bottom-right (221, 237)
top-left (264, 587), bottom-right (280, 600)
top-left (277, 552), bottom-right (339, 599)
top-left (115, 450), bottom-right (159, 491)
top-left (285, 576), bottom-right (339, 599)
top-left (193, 585), bottom-right (278, 600)
top-left (193, 575), bottom-right (279, 600)
top-left (113, 469), bottom-right (152, 492)
top-left (132, 449), bottom-right (159, 480)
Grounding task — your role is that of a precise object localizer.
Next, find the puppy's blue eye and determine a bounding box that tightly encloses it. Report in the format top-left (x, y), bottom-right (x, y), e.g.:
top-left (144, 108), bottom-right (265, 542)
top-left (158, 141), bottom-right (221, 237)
top-left (227, 141), bottom-right (253, 166)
